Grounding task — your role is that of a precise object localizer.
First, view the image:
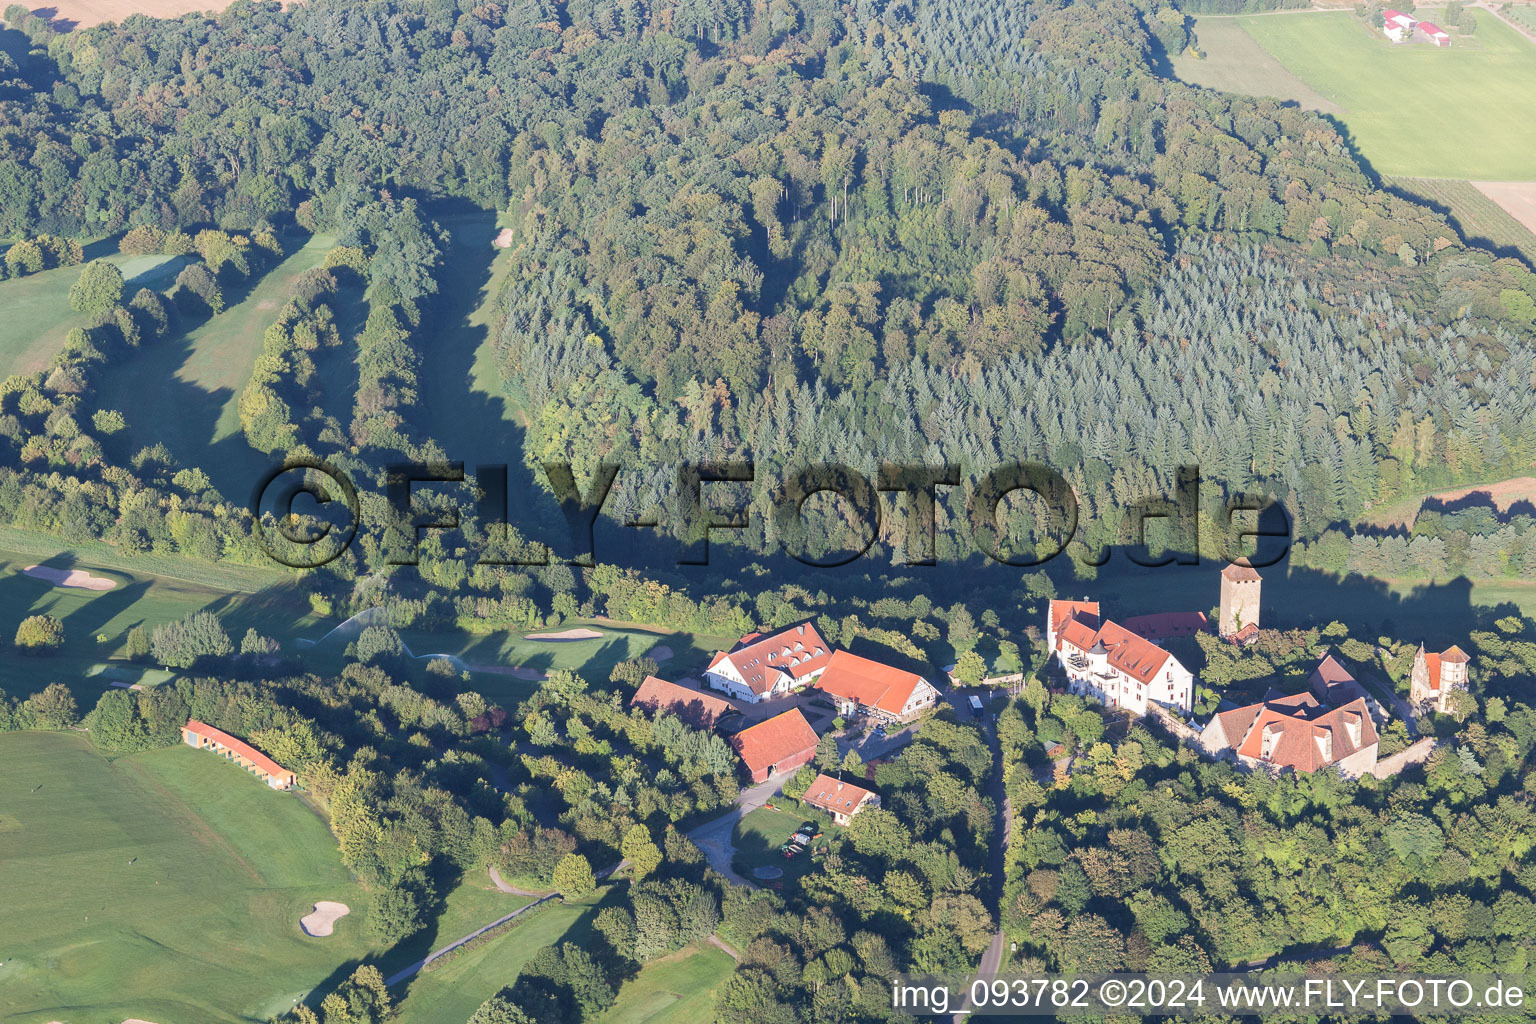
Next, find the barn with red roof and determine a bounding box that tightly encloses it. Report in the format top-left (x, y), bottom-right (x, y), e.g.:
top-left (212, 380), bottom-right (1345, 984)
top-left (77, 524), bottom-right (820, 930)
top-left (729, 708), bottom-right (820, 783)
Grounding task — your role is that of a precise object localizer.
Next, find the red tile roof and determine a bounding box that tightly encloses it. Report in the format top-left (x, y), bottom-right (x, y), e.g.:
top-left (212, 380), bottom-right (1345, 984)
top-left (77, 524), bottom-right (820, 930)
top-left (1221, 563), bottom-right (1262, 582)
top-left (630, 676), bottom-right (735, 728)
top-left (729, 708), bottom-right (819, 777)
top-left (183, 719), bottom-right (291, 779)
top-left (1418, 20), bottom-right (1446, 35)
top-left (1049, 600), bottom-right (1100, 636)
top-left (708, 622), bottom-right (832, 696)
top-left (1423, 650), bottom-right (1443, 690)
top-left (1057, 618), bottom-right (1173, 685)
top-left (1225, 696), bottom-right (1377, 773)
top-left (1121, 611), bottom-right (1208, 639)
top-left (1441, 645), bottom-right (1469, 664)
top-left (802, 773), bottom-right (876, 817)
top-left (814, 650), bottom-right (930, 717)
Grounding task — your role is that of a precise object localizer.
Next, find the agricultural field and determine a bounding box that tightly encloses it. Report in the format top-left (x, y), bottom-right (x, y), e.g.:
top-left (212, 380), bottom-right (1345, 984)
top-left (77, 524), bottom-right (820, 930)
top-left (93, 232), bottom-right (341, 501)
top-left (1388, 177), bottom-right (1536, 264)
top-left (1505, 3), bottom-right (1536, 33)
top-left (0, 535), bottom-right (314, 702)
top-left (590, 944), bottom-right (738, 1024)
top-left (1177, 10), bottom-right (1536, 179)
top-left (0, 251), bottom-right (189, 378)
top-left (0, 731), bottom-right (374, 1023)
top-left (1173, 16), bottom-right (1341, 113)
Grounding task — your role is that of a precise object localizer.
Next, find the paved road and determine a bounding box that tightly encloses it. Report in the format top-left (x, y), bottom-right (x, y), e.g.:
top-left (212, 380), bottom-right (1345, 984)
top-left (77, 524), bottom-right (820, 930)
top-left (942, 689), bottom-right (1011, 1021)
top-left (686, 775), bottom-right (786, 887)
top-left (383, 892), bottom-right (561, 987)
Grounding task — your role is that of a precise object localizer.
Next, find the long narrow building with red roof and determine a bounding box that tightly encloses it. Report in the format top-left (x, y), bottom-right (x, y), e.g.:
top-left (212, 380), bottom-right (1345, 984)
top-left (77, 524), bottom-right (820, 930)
top-left (181, 719), bottom-right (296, 790)
top-left (630, 675), bottom-right (737, 729)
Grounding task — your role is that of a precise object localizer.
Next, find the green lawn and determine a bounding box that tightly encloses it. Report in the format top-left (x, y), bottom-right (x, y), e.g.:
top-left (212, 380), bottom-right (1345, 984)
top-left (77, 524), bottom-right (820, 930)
top-left (0, 732), bottom-right (374, 1023)
top-left (0, 540), bottom-right (316, 703)
top-left (0, 252), bottom-right (190, 379)
top-left (1182, 10), bottom-right (1536, 179)
top-left (94, 233), bottom-right (339, 501)
top-left (301, 618), bottom-right (730, 706)
top-left (732, 805), bottom-right (820, 884)
top-left (1175, 15), bottom-right (1341, 113)
top-left (591, 944), bottom-right (737, 1024)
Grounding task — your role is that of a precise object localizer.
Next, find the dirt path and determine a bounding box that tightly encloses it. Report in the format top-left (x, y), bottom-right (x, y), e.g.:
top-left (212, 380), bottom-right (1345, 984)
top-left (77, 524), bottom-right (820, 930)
top-left (707, 934), bottom-right (742, 960)
top-left (383, 893), bottom-right (561, 988)
top-left (488, 865), bottom-right (551, 897)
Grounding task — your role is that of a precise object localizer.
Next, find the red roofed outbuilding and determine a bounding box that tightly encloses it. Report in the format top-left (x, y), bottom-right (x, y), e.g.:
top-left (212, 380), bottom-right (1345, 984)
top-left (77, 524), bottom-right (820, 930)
top-left (801, 773), bottom-right (879, 825)
top-left (630, 675), bottom-right (737, 729)
top-left (729, 708), bottom-right (820, 783)
top-left (181, 719), bottom-right (295, 789)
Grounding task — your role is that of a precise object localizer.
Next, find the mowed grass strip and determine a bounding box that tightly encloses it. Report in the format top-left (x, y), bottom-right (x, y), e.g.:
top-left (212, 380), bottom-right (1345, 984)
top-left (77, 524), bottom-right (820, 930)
top-left (0, 543), bottom-right (316, 702)
top-left (0, 732), bottom-right (372, 1023)
top-left (0, 252), bottom-right (189, 378)
top-left (591, 943), bottom-right (738, 1024)
top-left (94, 232), bottom-right (338, 500)
top-left (1175, 16), bottom-right (1341, 113)
top-left (1232, 10), bottom-right (1536, 179)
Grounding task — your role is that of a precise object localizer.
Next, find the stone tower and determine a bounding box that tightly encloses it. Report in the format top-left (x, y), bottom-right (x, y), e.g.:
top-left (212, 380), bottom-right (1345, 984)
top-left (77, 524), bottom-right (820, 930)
top-left (1218, 563), bottom-right (1262, 639)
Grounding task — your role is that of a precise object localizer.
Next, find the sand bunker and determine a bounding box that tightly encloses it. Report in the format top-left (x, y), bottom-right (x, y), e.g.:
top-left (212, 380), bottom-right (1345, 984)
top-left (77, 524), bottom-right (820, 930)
top-left (300, 901), bottom-right (350, 937)
top-left (23, 565), bottom-right (117, 591)
top-left (525, 627), bottom-right (603, 641)
top-left (648, 644), bottom-right (674, 662)
top-left (492, 227), bottom-right (514, 248)
top-left (122, 1019), bottom-right (164, 1024)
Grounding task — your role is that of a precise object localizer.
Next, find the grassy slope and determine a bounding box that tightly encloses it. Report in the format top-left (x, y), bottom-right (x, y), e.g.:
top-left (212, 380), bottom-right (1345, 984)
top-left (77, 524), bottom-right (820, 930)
top-left (94, 233), bottom-right (337, 500)
top-left (1233, 10), bottom-right (1536, 178)
top-left (0, 253), bottom-right (190, 378)
top-left (1175, 16), bottom-right (1341, 113)
top-left (0, 733), bottom-right (373, 1024)
top-left (0, 542), bottom-right (315, 703)
top-left (389, 901), bottom-right (585, 1024)
top-left (591, 944), bottom-right (737, 1024)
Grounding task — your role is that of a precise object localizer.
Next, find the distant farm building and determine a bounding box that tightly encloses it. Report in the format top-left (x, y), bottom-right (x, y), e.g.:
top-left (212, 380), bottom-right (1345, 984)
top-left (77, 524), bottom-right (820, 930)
top-left (704, 621), bottom-right (833, 704)
top-left (630, 675), bottom-right (737, 729)
top-left (1382, 8), bottom-right (1417, 41)
top-left (729, 708), bottom-right (819, 783)
top-left (181, 719), bottom-right (295, 789)
top-left (801, 773), bottom-right (879, 825)
top-left (812, 650), bottom-right (941, 724)
top-left (1416, 20), bottom-right (1451, 45)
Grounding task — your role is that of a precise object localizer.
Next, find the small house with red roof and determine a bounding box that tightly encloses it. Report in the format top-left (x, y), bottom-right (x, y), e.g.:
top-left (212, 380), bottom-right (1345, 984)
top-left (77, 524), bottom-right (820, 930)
top-left (812, 650), bottom-right (941, 724)
top-left (630, 675), bottom-right (737, 729)
top-left (704, 621), bottom-right (833, 704)
top-left (1049, 606), bottom-right (1195, 714)
top-left (1382, 8), bottom-right (1417, 41)
top-left (729, 708), bottom-right (820, 783)
top-left (1308, 650), bottom-right (1369, 706)
top-left (1410, 644), bottom-right (1470, 712)
top-left (1199, 693), bottom-right (1378, 777)
top-left (181, 719), bottom-right (295, 789)
top-left (801, 773), bottom-right (879, 825)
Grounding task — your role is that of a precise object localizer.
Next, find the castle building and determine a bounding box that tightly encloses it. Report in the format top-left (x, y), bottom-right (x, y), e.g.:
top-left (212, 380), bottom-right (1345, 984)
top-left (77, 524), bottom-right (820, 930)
top-left (1047, 601), bottom-right (1195, 714)
top-left (1410, 644), bottom-right (1471, 713)
top-left (1218, 563), bottom-right (1262, 642)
